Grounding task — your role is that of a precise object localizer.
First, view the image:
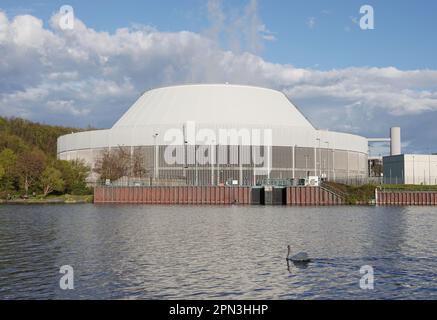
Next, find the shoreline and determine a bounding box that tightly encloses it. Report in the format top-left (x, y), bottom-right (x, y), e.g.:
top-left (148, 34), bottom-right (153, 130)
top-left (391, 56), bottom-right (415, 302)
top-left (1, 201), bottom-right (436, 206)
top-left (0, 195), bottom-right (93, 205)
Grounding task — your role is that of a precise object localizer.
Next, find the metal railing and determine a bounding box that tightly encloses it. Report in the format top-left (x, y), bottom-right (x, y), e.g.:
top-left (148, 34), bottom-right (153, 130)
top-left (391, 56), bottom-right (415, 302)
top-left (320, 181), bottom-right (348, 200)
top-left (382, 176), bottom-right (437, 186)
top-left (325, 177), bottom-right (382, 186)
top-left (95, 175), bottom-right (416, 188)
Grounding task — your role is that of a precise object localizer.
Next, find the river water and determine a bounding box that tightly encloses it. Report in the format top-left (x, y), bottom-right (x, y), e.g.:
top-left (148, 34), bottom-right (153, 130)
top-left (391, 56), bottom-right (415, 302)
top-left (0, 204), bottom-right (436, 300)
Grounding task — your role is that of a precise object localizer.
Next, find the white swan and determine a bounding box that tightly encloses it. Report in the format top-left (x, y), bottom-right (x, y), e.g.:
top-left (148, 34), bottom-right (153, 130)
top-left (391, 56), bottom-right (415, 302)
top-left (286, 245), bottom-right (311, 262)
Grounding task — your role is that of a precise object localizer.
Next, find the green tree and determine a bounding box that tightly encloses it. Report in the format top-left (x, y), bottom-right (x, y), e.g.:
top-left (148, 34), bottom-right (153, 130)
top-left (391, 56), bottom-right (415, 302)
top-left (40, 166), bottom-right (65, 197)
top-left (55, 159), bottom-right (90, 194)
top-left (15, 149), bottom-right (46, 196)
top-left (0, 148), bottom-right (17, 168)
top-left (0, 132), bottom-right (29, 154)
top-left (0, 116), bottom-right (93, 197)
top-left (0, 148), bottom-right (17, 192)
top-left (0, 116), bottom-right (81, 156)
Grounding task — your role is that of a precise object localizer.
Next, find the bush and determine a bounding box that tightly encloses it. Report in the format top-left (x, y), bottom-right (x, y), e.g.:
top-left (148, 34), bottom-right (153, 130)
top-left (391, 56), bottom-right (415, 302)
top-left (325, 182), bottom-right (377, 204)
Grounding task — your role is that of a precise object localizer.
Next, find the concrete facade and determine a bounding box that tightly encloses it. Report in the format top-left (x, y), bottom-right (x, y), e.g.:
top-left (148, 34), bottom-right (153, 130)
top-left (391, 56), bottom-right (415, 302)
top-left (57, 84), bottom-right (369, 185)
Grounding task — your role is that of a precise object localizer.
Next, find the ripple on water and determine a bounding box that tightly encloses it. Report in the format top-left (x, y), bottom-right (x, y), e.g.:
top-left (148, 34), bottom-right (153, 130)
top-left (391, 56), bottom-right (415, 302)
top-left (0, 204), bottom-right (436, 299)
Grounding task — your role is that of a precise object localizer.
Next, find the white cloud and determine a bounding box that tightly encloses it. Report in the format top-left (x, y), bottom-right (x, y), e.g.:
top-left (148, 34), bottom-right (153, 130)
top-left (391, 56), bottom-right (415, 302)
top-left (307, 17), bottom-right (316, 29)
top-left (205, 0), bottom-right (275, 53)
top-left (258, 24), bottom-right (276, 42)
top-left (206, 0), bottom-right (226, 43)
top-left (0, 9), bottom-right (437, 152)
top-left (46, 100), bottom-right (90, 116)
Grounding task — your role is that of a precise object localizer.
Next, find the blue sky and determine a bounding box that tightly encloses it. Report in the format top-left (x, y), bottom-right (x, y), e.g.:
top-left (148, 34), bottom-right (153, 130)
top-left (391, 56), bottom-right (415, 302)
top-left (3, 0), bottom-right (437, 69)
top-left (1, 0), bottom-right (437, 154)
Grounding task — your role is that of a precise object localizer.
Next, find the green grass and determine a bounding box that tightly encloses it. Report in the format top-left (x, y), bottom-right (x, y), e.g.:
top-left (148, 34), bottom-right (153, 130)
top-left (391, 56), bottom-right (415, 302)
top-left (63, 194), bottom-right (94, 203)
top-left (381, 184), bottom-right (437, 191)
top-left (325, 182), bottom-right (377, 205)
top-left (325, 182), bottom-right (437, 205)
top-left (0, 194), bottom-right (93, 204)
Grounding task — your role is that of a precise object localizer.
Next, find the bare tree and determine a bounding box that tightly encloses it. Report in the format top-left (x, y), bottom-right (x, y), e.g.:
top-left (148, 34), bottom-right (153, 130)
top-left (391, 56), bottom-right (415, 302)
top-left (94, 147), bottom-right (148, 182)
top-left (131, 149), bottom-right (148, 178)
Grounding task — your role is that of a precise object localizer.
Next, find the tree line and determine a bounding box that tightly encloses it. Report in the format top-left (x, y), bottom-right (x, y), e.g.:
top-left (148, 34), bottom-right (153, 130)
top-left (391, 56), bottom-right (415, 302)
top-left (0, 117), bottom-right (91, 199)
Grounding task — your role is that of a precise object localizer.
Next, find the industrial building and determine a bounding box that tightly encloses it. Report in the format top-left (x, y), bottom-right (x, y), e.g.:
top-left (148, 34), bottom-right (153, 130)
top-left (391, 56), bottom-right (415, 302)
top-left (57, 84), bottom-right (369, 185)
top-left (381, 127), bottom-right (437, 185)
top-left (383, 154), bottom-right (437, 185)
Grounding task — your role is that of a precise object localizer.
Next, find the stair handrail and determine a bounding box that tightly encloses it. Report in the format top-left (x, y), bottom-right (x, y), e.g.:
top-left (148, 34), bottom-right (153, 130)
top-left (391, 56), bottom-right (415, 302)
top-left (320, 182), bottom-right (348, 200)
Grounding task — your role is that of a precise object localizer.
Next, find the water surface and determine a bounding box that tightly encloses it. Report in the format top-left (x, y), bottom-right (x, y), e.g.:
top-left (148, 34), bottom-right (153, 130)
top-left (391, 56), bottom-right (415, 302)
top-left (0, 204), bottom-right (436, 299)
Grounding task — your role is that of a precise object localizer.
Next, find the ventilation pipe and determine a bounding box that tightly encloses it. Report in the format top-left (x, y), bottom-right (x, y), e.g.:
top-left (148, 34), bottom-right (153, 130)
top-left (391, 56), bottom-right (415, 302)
top-left (390, 127), bottom-right (401, 156)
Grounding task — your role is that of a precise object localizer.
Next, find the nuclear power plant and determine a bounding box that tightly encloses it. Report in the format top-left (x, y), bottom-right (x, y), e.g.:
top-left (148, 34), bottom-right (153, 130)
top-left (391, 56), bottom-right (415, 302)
top-left (57, 84), bottom-right (434, 186)
top-left (57, 84), bottom-right (371, 185)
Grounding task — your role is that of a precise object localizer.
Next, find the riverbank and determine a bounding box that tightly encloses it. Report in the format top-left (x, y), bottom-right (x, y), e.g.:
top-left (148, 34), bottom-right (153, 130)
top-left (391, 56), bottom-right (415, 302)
top-left (94, 185), bottom-right (437, 206)
top-left (3, 184), bottom-right (437, 206)
top-left (324, 182), bottom-right (437, 205)
top-left (0, 194), bottom-right (93, 204)
top-left (94, 185), bottom-right (345, 205)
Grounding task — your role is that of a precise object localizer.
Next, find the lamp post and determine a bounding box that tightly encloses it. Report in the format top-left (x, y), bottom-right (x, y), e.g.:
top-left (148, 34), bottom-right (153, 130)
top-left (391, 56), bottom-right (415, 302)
top-left (152, 133), bottom-right (159, 181)
top-left (324, 141), bottom-right (330, 180)
top-left (211, 139), bottom-right (216, 185)
top-left (378, 153), bottom-right (382, 185)
top-left (413, 155), bottom-right (416, 185)
top-left (195, 143), bottom-right (198, 186)
top-left (182, 124), bottom-right (188, 183)
top-left (316, 138), bottom-right (321, 177)
top-left (435, 164), bottom-right (437, 185)
top-left (217, 144), bottom-right (221, 185)
top-left (293, 144), bottom-right (297, 179)
top-left (304, 154), bottom-right (309, 178)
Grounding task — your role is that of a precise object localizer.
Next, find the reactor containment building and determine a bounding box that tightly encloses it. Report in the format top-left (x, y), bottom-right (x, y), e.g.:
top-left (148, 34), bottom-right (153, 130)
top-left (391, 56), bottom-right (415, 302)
top-left (57, 84), bottom-right (369, 185)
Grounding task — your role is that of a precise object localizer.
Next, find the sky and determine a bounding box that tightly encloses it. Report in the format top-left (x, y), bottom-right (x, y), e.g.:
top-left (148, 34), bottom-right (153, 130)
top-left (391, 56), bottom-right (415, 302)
top-left (1, 0), bottom-right (437, 155)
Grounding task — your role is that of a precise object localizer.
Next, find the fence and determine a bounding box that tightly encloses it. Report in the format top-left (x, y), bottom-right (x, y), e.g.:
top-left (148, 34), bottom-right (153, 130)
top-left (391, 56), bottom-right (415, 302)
top-left (328, 177), bottom-right (383, 186)
top-left (99, 175), bottom-right (377, 188)
top-left (382, 176), bottom-right (437, 186)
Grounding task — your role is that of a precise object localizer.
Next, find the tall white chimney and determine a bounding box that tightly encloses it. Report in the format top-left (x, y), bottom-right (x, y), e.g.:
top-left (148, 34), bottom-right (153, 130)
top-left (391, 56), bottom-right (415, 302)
top-left (390, 127), bottom-right (401, 156)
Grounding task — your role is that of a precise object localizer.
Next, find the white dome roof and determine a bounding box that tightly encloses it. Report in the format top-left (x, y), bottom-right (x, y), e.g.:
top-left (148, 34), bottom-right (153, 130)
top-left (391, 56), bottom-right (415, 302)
top-left (112, 84), bottom-right (314, 129)
top-left (58, 84), bottom-right (368, 154)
